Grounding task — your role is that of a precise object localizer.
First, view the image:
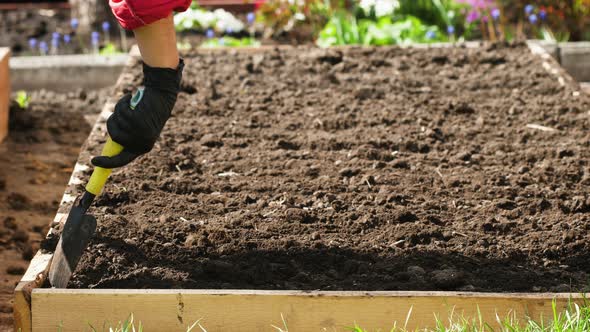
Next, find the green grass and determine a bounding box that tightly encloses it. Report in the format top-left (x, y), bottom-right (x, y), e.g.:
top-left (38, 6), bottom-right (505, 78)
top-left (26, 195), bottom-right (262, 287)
top-left (86, 314), bottom-right (205, 332)
top-left (351, 301), bottom-right (590, 332)
top-left (96, 300), bottom-right (590, 332)
top-left (15, 90), bottom-right (30, 109)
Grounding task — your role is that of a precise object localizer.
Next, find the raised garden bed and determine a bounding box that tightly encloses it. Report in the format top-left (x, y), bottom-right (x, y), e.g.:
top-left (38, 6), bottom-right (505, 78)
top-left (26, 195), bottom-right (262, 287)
top-left (10, 53), bottom-right (128, 91)
top-left (15, 42), bottom-right (590, 331)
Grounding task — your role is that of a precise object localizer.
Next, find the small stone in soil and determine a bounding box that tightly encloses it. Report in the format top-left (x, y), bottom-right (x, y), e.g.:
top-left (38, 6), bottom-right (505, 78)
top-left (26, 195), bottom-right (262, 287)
top-left (538, 198), bottom-right (551, 211)
top-left (392, 160), bottom-right (410, 169)
top-left (396, 210), bottom-right (418, 223)
top-left (551, 284), bottom-right (571, 292)
top-left (407, 266), bottom-right (426, 276)
top-left (451, 102), bottom-right (475, 114)
top-left (284, 208), bottom-right (314, 223)
top-left (3, 216), bottom-right (17, 230)
top-left (11, 229), bottom-right (29, 242)
top-left (496, 199), bottom-right (517, 210)
top-left (0, 302), bottom-right (13, 313)
top-left (7, 192), bottom-right (30, 210)
top-left (200, 134), bottom-right (223, 148)
top-left (276, 140), bottom-right (299, 150)
top-left (6, 265), bottom-right (26, 275)
top-left (22, 244), bottom-right (34, 260)
top-left (338, 167), bottom-right (360, 177)
top-left (431, 269), bottom-right (465, 289)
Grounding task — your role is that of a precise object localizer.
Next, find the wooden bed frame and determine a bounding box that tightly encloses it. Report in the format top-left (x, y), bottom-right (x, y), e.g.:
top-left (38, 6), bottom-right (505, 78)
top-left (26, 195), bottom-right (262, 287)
top-left (14, 42), bottom-right (586, 332)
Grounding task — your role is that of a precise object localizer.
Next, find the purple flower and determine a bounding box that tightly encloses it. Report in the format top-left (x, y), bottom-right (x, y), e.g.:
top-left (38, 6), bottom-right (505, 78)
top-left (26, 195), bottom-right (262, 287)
top-left (91, 31), bottom-right (100, 46)
top-left (63, 34), bottom-right (71, 44)
top-left (247, 12), bottom-right (255, 24)
top-left (51, 38), bottom-right (59, 47)
top-left (70, 18), bottom-right (79, 30)
top-left (52, 32), bottom-right (60, 40)
top-left (491, 8), bottom-right (501, 20)
top-left (539, 9), bottom-right (547, 20)
top-left (39, 41), bottom-right (48, 53)
top-left (525, 4), bottom-right (534, 15)
top-left (425, 30), bottom-right (436, 40)
top-left (28, 38), bottom-right (37, 49)
top-left (226, 27), bottom-right (233, 34)
top-left (529, 13), bottom-right (538, 24)
top-left (102, 21), bottom-right (110, 32)
top-left (447, 25), bottom-right (455, 35)
top-left (206, 28), bottom-right (215, 39)
top-left (466, 9), bottom-right (480, 23)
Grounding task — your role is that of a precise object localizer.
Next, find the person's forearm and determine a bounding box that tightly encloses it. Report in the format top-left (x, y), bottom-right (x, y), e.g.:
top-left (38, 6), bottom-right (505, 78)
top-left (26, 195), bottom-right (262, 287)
top-left (133, 14), bottom-right (179, 69)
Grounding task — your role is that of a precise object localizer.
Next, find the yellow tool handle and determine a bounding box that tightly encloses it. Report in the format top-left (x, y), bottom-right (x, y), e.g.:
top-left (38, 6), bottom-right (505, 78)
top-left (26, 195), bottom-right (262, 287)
top-left (85, 137), bottom-right (124, 196)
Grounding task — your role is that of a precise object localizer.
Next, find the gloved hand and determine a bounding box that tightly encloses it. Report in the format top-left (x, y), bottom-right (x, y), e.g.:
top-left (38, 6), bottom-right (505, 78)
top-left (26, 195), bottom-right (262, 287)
top-left (91, 59), bottom-right (184, 169)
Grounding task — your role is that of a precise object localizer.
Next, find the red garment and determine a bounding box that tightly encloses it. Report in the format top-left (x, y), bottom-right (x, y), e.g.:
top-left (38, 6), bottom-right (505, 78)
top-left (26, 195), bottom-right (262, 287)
top-left (109, 0), bottom-right (191, 30)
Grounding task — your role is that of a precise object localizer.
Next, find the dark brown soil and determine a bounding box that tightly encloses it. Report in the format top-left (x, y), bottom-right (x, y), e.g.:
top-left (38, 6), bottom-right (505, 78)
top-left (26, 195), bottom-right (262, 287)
top-left (0, 88), bottom-right (107, 331)
top-left (69, 43), bottom-right (590, 293)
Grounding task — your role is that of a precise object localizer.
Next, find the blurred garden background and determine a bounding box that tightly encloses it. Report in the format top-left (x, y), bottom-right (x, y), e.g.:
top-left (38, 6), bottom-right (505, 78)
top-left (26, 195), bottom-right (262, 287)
top-left (1, 0), bottom-right (590, 55)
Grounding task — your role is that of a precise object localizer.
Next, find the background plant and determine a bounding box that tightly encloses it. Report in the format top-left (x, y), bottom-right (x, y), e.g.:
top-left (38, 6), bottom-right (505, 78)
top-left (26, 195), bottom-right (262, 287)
top-left (200, 36), bottom-right (261, 48)
top-left (316, 0), bottom-right (467, 46)
top-left (15, 91), bottom-right (30, 109)
top-left (457, 0), bottom-right (590, 42)
top-left (256, 0), bottom-right (349, 41)
top-left (174, 3), bottom-right (245, 33)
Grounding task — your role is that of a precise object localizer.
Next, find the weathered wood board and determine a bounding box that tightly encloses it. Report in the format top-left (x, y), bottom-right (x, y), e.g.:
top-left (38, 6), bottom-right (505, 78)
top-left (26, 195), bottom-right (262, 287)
top-left (31, 290), bottom-right (587, 331)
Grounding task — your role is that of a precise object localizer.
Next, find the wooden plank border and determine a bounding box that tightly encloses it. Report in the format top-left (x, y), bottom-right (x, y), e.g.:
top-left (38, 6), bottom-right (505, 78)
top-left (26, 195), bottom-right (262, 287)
top-left (30, 290), bottom-right (588, 331)
top-left (14, 42), bottom-right (586, 332)
top-left (0, 48), bottom-right (10, 143)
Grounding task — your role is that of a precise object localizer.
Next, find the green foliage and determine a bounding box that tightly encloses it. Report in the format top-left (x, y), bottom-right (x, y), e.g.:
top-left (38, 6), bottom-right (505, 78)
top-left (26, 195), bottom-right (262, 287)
top-left (256, 0), bottom-right (339, 39)
top-left (317, 14), bottom-right (445, 47)
top-left (200, 37), bottom-right (261, 48)
top-left (348, 300), bottom-right (590, 332)
top-left (397, 0), bottom-right (465, 29)
top-left (99, 43), bottom-right (122, 55)
top-left (271, 313), bottom-right (289, 332)
top-left (495, 0), bottom-right (590, 41)
top-left (91, 315), bottom-right (204, 332)
top-left (87, 314), bottom-right (143, 332)
top-left (58, 302), bottom-right (590, 332)
top-left (257, 0), bottom-right (465, 42)
top-left (15, 90), bottom-right (30, 109)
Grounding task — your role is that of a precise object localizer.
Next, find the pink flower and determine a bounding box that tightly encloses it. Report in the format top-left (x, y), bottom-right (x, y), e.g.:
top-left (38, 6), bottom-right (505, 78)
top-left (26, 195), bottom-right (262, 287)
top-left (456, 0), bottom-right (495, 9)
top-left (466, 9), bottom-right (480, 23)
top-left (458, 0), bottom-right (497, 23)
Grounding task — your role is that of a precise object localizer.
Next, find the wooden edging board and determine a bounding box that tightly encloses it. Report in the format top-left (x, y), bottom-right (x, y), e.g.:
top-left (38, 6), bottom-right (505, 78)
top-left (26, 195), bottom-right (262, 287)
top-left (30, 290), bottom-right (590, 331)
top-left (14, 42), bottom-right (586, 332)
top-left (0, 48), bottom-right (10, 143)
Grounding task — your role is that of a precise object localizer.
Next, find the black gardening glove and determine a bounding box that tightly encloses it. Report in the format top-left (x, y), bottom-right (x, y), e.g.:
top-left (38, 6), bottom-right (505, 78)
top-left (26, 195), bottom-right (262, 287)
top-left (91, 59), bottom-right (184, 169)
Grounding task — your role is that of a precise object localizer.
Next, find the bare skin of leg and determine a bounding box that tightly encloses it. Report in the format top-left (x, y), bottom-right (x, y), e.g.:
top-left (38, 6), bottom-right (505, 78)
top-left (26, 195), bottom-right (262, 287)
top-left (133, 14), bottom-right (179, 69)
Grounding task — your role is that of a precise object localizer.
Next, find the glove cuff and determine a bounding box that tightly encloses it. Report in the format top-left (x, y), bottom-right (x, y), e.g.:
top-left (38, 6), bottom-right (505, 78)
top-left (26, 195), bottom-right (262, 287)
top-left (142, 58), bottom-right (184, 94)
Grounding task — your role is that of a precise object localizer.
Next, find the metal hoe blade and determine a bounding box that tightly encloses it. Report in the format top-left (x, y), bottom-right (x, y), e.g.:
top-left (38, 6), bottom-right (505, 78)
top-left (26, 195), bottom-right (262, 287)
top-left (48, 192), bottom-right (97, 288)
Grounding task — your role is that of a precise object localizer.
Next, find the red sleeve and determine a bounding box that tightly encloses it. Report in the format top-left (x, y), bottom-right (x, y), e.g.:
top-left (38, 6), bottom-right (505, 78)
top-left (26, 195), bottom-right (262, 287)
top-left (109, 0), bottom-right (192, 30)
